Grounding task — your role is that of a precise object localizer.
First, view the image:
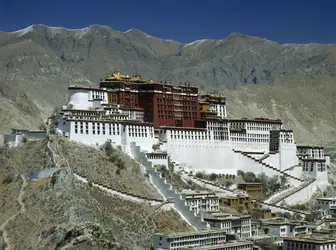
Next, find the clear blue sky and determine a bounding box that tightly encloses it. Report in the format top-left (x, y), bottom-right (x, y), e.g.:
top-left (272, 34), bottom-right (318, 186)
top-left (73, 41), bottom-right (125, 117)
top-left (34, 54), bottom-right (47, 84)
top-left (0, 0), bottom-right (335, 44)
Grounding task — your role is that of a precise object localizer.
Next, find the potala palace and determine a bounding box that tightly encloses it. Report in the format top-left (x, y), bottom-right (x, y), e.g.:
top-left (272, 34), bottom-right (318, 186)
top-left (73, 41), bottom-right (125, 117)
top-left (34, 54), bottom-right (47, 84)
top-left (5, 72), bottom-right (331, 204)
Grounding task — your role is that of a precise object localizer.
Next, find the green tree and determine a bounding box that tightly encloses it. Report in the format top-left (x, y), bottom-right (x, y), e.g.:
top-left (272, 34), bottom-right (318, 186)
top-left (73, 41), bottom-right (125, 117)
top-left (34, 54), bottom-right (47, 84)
top-left (292, 213), bottom-right (302, 221)
top-left (103, 141), bottom-right (114, 156)
top-left (209, 173), bottom-right (217, 181)
top-left (224, 180), bottom-right (233, 188)
top-left (280, 175), bottom-right (288, 188)
top-left (268, 176), bottom-right (280, 192)
top-left (243, 172), bottom-right (257, 182)
top-left (195, 172), bottom-right (204, 179)
top-left (237, 170), bottom-right (244, 177)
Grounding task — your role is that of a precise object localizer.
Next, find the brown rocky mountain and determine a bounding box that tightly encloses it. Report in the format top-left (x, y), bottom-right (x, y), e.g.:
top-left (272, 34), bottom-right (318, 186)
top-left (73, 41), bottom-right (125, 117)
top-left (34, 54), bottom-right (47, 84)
top-left (0, 24), bottom-right (336, 148)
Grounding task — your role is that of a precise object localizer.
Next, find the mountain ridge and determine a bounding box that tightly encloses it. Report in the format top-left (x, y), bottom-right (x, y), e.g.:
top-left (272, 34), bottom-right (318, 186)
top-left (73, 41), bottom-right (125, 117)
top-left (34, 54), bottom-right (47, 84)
top-left (0, 24), bottom-right (336, 147)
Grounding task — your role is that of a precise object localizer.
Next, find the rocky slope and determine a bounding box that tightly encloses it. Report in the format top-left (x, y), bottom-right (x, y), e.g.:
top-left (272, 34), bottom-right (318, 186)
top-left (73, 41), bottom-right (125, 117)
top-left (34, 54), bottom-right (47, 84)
top-left (0, 140), bottom-right (192, 249)
top-left (0, 24), bottom-right (336, 145)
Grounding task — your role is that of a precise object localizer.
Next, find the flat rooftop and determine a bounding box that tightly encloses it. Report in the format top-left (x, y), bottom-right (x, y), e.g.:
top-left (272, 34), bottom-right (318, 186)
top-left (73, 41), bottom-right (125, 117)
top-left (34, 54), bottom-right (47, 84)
top-left (203, 213), bottom-right (251, 221)
top-left (316, 197), bottom-right (336, 201)
top-left (155, 229), bottom-right (227, 237)
top-left (179, 240), bottom-right (253, 249)
top-left (181, 190), bottom-right (217, 195)
top-left (283, 235), bottom-right (336, 244)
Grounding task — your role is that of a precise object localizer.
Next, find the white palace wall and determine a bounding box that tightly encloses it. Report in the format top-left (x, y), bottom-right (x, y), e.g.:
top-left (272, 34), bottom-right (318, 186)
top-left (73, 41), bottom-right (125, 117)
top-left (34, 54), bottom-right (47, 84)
top-left (68, 88), bottom-right (108, 110)
top-left (278, 181), bottom-right (317, 206)
top-left (163, 129), bottom-right (236, 175)
top-left (122, 124), bottom-right (154, 154)
top-left (279, 132), bottom-right (299, 171)
top-left (62, 121), bottom-right (154, 152)
top-left (233, 152), bottom-right (279, 177)
top-left (262, 153), bottom-right (280, 170)
top-left (146, 154), bottom-right (168, 168)
top-left (285, 166), bottom-right (304, 186)
top-left (68, 121), bottom-right (122, 146)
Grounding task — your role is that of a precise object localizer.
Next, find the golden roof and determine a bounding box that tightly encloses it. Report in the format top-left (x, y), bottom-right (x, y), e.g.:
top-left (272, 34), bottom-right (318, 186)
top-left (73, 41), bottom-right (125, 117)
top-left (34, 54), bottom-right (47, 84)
top-left (106, 71), bottom-right (156, 83)
top-left (200, 93), bottom-right (227, 99)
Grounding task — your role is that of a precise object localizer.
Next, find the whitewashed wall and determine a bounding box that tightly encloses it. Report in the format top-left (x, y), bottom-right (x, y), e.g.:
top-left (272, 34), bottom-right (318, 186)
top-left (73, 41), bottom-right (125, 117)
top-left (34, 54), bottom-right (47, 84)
top-left (147, 156), bottom-right (168, 168)
top-left (165, 130), bottom-right (236, 174)
top-left (233, 152), bottom-right (279, 177)
top-left (68, 89), bottom-right (90, 110)
top-left (69, 121), bottom-right (122, 146)
top-left (262, 153), bottom-right (280, 170)
top-left (246, 153), bottom-right (265, 159)
top-left (279, 132), bottom-right (298, 171)
top-left (277, 181), bottom-right (317, 206)
top-left (123, 124), bottom-right (155, 154)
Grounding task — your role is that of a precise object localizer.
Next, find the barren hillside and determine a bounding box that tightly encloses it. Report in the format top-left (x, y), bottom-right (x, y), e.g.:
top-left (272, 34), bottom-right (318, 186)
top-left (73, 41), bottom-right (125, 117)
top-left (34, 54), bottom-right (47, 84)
top-left (0, 140), bottom-right (192, 249)
top-left (0, 24), bottom-right (336, 146)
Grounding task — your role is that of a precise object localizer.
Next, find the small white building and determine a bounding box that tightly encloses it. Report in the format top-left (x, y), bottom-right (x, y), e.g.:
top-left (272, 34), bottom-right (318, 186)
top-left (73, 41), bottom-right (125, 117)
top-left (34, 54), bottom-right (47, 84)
top-left (262, 218), bottom-right (309, 237)
top-left (315, 197), bottom-right (336, 211)
top-left (153, 229), bottom-right (227, 250)
top-left (203, 213), bottom-right (253, 238)
top-left (180, 190), bottom-right (220, 214)
top-left (4, 128), bottom-right (47, 147)
top-left (146, 151), bottom-right (169, 168)
top-left (315, 197), bottom-right (336, 218)
top-left (179, 240), bottom-right (254, 250)
top-left (282, 235), bottom-right (336, 250)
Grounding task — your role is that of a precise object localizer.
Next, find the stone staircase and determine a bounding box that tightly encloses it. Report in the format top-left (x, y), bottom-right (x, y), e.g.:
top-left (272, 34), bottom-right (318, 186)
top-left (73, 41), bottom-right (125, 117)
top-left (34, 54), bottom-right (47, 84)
top-left (283, 165), bottom-right (301, 172)
top-left (266, 178), bottom-right (316, 205)
top-left (259, 152), bottom-right (270, 161)
top-left (237, 151), bottom-right (304, 182)
top-left (130, 142), bottom-right (207, 230)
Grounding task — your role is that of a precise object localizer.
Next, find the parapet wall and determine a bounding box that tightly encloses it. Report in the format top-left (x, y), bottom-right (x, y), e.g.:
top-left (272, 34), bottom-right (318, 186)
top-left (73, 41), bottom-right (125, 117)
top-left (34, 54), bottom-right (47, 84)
top-left (279, 180), bottom-right (317, 206)
top-left (72, 171), bottom-right (165, 205)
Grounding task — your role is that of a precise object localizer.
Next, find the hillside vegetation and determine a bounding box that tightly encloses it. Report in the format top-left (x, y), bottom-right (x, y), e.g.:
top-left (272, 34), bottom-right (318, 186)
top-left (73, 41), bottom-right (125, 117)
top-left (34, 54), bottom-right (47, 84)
top-left (52, 137), bottom-right (161, 199)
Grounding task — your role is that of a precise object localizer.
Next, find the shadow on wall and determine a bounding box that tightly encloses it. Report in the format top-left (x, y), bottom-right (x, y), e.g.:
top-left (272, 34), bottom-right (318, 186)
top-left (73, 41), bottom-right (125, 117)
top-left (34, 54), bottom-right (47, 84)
top-left (130, 142), bottom-right (207, 230)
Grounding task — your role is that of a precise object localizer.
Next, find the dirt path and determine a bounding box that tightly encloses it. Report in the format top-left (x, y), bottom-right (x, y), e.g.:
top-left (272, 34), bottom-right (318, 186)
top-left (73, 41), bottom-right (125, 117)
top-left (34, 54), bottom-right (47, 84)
top-left (0, 175), bottom-right (27, 250)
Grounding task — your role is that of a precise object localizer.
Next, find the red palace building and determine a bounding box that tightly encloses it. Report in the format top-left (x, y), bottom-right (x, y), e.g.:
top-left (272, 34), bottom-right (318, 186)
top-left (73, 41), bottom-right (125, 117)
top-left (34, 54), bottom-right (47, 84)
top-left (99, 72), bottom-right (200, 128)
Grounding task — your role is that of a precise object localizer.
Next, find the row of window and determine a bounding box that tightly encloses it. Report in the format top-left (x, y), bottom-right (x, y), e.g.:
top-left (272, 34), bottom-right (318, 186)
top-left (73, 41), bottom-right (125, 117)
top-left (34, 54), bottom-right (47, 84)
top-left (91, 91), bottom-right (105, 100)
top-left (303, 165), bottom-right (326, 172)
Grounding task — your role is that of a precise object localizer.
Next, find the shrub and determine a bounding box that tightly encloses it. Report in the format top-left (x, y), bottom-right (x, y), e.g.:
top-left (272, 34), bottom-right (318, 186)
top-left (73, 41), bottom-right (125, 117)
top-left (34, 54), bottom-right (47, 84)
top-left (237, 170), bottom-right (244, 177)
top-left (117, 160), bottom-right (125, 170)
top-left (209, 173), bottom-right (217, 181)
top-left (243, 172), bottom-right (257, 182)
top-left (88, 181), bottom-right (93, 187)
top-left (160, 165), bottom-right (168, 173)
top-left (152, 144), bottom-right (160, 151)
top-left (116, 169), bottom-right (121, 175)
top-left (2, 175), bottom-right (14, 185)
top-left (224, 180), bottom-right (233, 188)
top-left (195, 172), bottom-right (204, 179)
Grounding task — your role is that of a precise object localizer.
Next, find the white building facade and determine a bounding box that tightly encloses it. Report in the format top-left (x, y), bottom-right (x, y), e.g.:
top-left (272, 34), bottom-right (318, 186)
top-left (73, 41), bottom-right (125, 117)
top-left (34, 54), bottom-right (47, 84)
top-left (181, 190), bottom-right (220, 214)
top-left (282, 236), bottom-right (336, 250)
top-left (50, 85), bottom-right (329, 198)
